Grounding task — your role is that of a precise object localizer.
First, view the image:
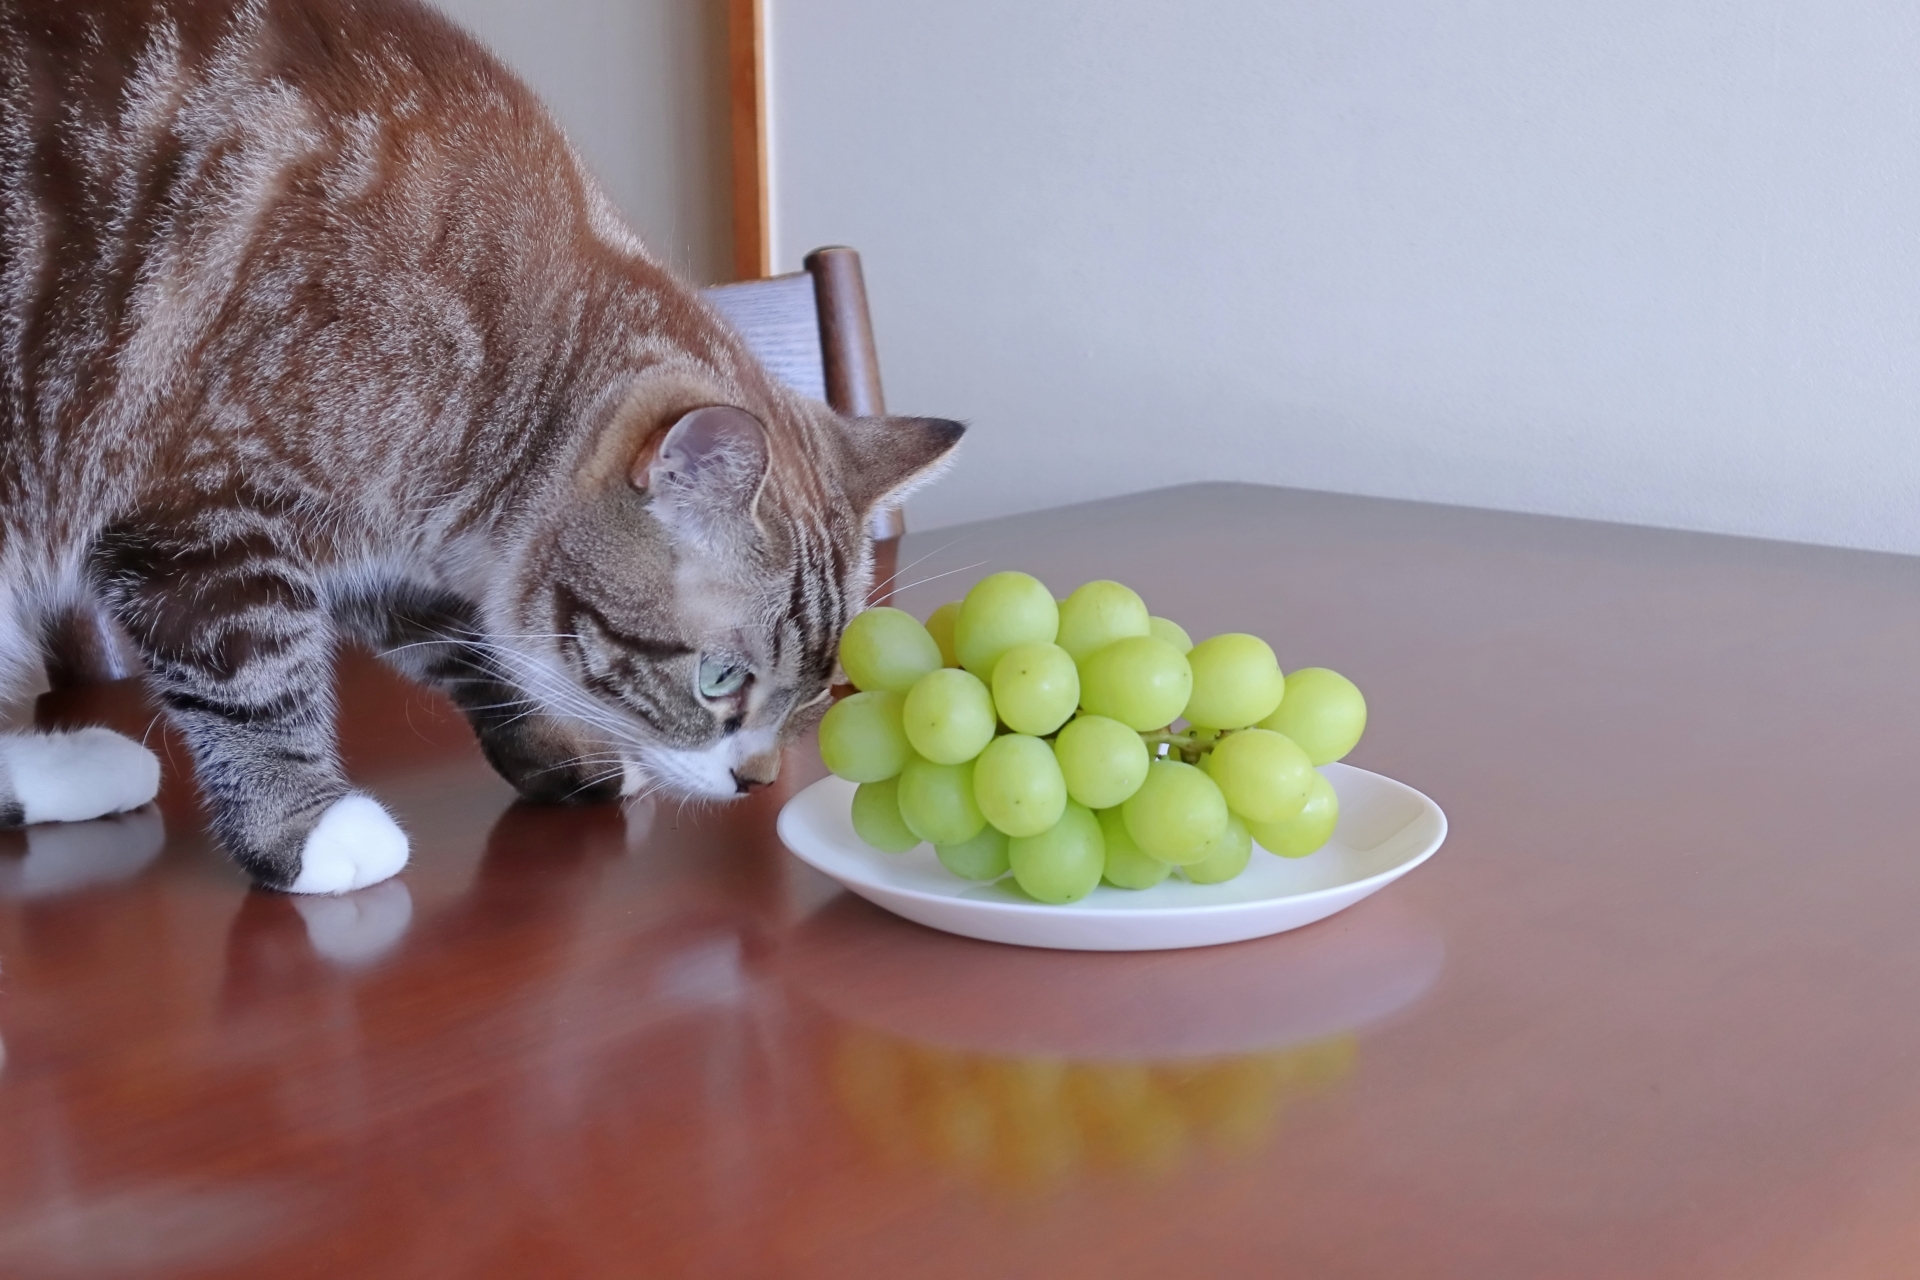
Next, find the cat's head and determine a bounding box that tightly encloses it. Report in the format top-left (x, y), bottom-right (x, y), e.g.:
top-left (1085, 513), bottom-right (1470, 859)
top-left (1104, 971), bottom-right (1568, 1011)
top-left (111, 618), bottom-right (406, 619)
top-left (506, 385), bottom-right (962, 801)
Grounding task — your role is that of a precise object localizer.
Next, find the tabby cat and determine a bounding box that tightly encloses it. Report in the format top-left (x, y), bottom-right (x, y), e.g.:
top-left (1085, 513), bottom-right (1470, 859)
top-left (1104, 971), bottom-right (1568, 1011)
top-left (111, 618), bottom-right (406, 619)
top-left (0, 0), bottom-right (961, 892)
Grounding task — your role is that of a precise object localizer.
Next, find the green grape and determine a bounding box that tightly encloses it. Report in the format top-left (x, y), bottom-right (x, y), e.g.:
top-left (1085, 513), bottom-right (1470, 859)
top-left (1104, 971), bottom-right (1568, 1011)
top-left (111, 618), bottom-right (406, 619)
top-left (973, 733), bottom-right (1069, 837)
top-left (1055, 580), bottom-right (1151, 662)
top-left (897, 755), bottom-right (987, 845)
top-left (1054, 714), bottom-right (1150, 809)
top-left (1098, 806), bottom-right (1170, 889)
top-left (937, 825), bottom-right (1010, 880)
top-left (1204, 728), bottom-right (1313, 823)
top-left (1183, 633), bottom-right (1286, 730)
top-left (1246, 771), bottom-right (1339, 857)
top-left (1077, 636), bottom-right (1192, 731)
top-left (1008, 802), bottom-right (1105, 904)
top-left (839, 607), bottom-right (943, 694)
top-left (851, 777), bottom-right (920, 852)
top-left (991, 642), bottom-right (1080, 735)
top-left (901, 667), bottom-right (997, 764)
top-left (955, 571), bottom-right (1059, 678)
top-left (1148, 616), bottom-right (1193, 653)
top-left (1183, 814), bottom-right (1252, 884)
top-left (818, 690), bottom-right (910, 782)
top-left (1256, 667), bottom-right (1366, 765)
top-left (925, 601), bottom-right (962, 668)
top-left (1121, 760), bottom-right (1228, 864)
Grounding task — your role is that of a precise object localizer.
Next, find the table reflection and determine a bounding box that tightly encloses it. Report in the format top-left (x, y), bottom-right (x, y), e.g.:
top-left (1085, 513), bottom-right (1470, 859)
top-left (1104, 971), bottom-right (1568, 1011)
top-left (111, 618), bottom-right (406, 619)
top-left (0, 806), bottom-right (166, 899)
top-left (0, 714), bottom-right (1447, 1275)
top-left (828, 1022), bottom-right (1356, 1190)
top-left (778, 890), bottom-right (1442, 1192)
top-left (778, 892), bottom-right (1444, 1059)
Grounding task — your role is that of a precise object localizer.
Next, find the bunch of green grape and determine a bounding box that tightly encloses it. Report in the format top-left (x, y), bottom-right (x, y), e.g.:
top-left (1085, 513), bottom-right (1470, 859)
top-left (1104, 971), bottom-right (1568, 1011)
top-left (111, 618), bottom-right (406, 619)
top-left (817, 572), bottom-right (1368, 905)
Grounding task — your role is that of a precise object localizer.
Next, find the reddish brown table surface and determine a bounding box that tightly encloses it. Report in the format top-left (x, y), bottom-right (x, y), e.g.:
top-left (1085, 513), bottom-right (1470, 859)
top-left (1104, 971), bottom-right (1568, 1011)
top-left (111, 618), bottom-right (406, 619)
top-left (5, 481), bottom-right (1920, 1278)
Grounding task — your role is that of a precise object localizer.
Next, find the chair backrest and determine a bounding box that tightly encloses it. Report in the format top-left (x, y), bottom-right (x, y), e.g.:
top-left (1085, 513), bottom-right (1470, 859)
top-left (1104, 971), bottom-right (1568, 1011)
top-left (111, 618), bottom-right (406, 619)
top-left (704, 246), bottom-right (902, 540)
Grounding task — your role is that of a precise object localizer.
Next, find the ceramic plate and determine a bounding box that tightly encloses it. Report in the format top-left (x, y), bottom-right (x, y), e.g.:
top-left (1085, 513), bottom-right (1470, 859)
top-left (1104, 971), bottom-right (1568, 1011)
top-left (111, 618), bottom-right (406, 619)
top-left (775, 762), bottom-right (1446, 952)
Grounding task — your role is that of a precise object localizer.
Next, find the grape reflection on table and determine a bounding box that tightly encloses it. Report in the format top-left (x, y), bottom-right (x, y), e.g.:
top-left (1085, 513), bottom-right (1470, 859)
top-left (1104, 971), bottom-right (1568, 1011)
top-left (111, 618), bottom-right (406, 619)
top-left (828, 1021), bottom-right (1356, 1192)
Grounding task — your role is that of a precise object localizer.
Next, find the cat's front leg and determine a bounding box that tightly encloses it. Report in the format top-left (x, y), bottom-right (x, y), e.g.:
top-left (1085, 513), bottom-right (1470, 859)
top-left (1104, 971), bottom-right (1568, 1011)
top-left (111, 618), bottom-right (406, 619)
top-left (101, 521), bottom-right (409, 893)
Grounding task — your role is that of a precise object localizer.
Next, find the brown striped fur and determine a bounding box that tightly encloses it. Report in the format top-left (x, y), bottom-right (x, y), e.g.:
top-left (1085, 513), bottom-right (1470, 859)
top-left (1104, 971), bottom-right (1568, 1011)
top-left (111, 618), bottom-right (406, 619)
top-left (0, 0), bottom-right (961, 890)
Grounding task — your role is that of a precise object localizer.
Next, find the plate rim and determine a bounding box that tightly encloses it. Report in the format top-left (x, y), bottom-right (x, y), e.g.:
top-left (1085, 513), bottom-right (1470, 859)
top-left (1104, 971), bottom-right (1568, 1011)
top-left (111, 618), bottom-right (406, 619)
top-left (775, 761), bottom-right (1447, 922)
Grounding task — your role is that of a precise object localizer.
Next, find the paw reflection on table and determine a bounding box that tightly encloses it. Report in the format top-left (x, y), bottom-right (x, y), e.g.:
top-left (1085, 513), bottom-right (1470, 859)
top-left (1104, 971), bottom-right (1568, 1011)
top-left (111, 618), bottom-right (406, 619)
top-left (0, 806), bottom-right (165, 899)
top-left (289, 879), bottom-right (414, 967)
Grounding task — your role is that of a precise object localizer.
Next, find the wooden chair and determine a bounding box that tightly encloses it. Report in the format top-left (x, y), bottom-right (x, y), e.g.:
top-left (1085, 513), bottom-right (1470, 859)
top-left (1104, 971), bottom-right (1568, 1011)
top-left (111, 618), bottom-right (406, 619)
top-left (42, 245), bottom-right (901, 688)
top-left (703, 245), bottom-right (902, 541)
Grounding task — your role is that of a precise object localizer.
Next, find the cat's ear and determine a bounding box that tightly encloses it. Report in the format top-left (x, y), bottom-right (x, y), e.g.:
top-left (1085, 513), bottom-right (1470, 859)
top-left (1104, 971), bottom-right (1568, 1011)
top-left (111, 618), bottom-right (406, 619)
top-left (839, 416), bottom-right (966, 517)
top-left (632, 405), bottom-right (771, 546)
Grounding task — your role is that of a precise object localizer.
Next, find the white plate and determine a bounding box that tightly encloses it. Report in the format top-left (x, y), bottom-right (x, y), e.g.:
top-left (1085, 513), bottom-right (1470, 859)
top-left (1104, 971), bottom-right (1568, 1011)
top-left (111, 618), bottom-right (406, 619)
top-left (775, 762), bottom-right (1446, 952)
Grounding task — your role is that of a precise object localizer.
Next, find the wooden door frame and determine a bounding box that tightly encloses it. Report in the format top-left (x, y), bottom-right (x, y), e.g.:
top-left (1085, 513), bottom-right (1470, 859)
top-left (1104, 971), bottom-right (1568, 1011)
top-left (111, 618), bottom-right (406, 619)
top-left (728, 0), bottom-right (770, 281)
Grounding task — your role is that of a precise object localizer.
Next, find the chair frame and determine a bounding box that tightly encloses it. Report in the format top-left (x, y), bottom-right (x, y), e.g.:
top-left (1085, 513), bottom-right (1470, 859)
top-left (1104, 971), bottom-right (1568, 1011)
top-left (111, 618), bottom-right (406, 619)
top-left (706, 245), bottom-right (901, 539)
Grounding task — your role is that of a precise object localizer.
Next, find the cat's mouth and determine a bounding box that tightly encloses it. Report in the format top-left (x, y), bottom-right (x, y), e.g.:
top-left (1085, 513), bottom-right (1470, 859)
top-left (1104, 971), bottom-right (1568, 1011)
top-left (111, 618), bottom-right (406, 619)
top-left (634, 728), bottom-right (783, 801)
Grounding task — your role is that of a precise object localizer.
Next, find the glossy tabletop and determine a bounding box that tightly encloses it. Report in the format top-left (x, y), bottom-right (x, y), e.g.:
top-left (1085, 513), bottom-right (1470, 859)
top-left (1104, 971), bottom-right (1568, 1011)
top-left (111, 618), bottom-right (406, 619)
top-left (5, 482), bottom-right (1920, 1278)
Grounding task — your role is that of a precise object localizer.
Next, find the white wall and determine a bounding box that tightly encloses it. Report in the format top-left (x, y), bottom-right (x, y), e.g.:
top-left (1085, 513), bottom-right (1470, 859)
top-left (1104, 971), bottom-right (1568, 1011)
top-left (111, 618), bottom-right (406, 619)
top-left (430, 0), bottom-right (730, 284)
top-left (771, 1), bottom-right (1920, 553)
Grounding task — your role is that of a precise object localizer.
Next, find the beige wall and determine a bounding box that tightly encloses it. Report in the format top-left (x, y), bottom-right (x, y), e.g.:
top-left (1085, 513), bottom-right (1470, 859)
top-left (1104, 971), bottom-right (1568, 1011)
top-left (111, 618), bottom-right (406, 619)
top-left (772, 1), bottom-right (1920, 553)
top-left (429, 0), bottom-right (731, 286)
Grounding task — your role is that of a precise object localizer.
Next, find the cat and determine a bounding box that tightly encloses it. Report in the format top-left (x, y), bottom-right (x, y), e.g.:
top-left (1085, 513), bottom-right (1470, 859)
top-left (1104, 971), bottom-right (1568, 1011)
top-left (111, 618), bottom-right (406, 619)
top-left (0, 0), bottom-right (962, 892)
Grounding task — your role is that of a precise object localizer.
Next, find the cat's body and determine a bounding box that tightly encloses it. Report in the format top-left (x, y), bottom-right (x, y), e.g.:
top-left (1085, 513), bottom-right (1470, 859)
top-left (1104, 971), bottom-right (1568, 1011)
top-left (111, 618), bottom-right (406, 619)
top-left (0, 0), bottom-right (959, 890)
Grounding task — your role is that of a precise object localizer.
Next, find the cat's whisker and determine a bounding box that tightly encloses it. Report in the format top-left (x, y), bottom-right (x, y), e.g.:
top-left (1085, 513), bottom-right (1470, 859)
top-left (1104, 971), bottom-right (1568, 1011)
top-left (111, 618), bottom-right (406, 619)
top-left (866, 533), bottom-right (976, 597)
top-left (506, 664), bottom-right (651, 750)
top-left (489, 707), bottom-right (551, 732)
top-left (561, 767), bottom-right (629, 802)
top-left (627, 775), bottom-right (671, 802)
top-left (428, 679), bottom-right (522, 693)
top-left (522, 749), bottom-right (630, 777)
top-left (445, 631), bottom-right (589, 645)
top-left (512, 666), bottom-right (628, 726)
top-left (376, 638), bottom-right (471, 657)
top-left (426, 702), bottom-right (530, 722)
top-left (888, 559), bottom-right (990, 596)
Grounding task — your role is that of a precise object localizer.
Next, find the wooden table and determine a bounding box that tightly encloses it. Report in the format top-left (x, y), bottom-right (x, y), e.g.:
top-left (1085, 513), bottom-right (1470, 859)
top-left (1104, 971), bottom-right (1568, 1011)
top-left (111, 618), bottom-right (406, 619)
top-left (3, 481), bottom-right (1918, 1278)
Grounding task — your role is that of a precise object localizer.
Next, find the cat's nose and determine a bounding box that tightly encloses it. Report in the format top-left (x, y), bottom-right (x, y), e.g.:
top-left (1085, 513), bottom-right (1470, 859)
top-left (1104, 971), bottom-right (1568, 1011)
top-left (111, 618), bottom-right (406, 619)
top-left (730, 753), bottom-right (781, 794)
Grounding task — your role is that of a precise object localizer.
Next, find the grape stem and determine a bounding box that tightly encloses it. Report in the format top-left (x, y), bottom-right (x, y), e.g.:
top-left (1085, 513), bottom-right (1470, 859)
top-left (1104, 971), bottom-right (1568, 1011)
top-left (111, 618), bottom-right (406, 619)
top-left (1139, 728), bottom-right (1226, 765)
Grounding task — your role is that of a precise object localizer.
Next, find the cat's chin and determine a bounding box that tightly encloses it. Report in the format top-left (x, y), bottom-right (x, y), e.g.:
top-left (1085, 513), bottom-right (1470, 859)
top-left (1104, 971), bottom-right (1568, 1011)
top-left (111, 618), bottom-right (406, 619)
top-left (631, 754), bottom-right (741, 801)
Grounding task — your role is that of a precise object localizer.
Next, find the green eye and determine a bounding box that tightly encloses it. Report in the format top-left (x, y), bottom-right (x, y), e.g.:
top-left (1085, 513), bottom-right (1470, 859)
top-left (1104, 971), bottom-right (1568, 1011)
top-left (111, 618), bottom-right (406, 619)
top-left (699, 657), bottom-right (749, 699)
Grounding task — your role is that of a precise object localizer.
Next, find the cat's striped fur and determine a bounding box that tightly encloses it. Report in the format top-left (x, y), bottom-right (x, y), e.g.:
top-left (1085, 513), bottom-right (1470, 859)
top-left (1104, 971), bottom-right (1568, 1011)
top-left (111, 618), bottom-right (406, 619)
top-left (0, 0), bottom-right (961, 891)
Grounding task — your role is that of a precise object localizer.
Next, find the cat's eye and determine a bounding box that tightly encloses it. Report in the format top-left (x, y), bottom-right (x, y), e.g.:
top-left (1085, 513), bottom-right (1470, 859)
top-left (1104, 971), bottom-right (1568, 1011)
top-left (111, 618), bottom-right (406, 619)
top-left (698, 657), bottom-right (750, 699)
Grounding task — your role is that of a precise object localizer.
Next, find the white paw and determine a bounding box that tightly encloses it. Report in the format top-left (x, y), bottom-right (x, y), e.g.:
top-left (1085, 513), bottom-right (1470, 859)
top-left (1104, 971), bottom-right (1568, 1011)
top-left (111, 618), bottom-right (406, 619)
top-left (0, 728), bottom-right (161, 825)
top-left (291, 879), bottom-right (414, 965)
top-left (286, 794), bottom-right (409, 894)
